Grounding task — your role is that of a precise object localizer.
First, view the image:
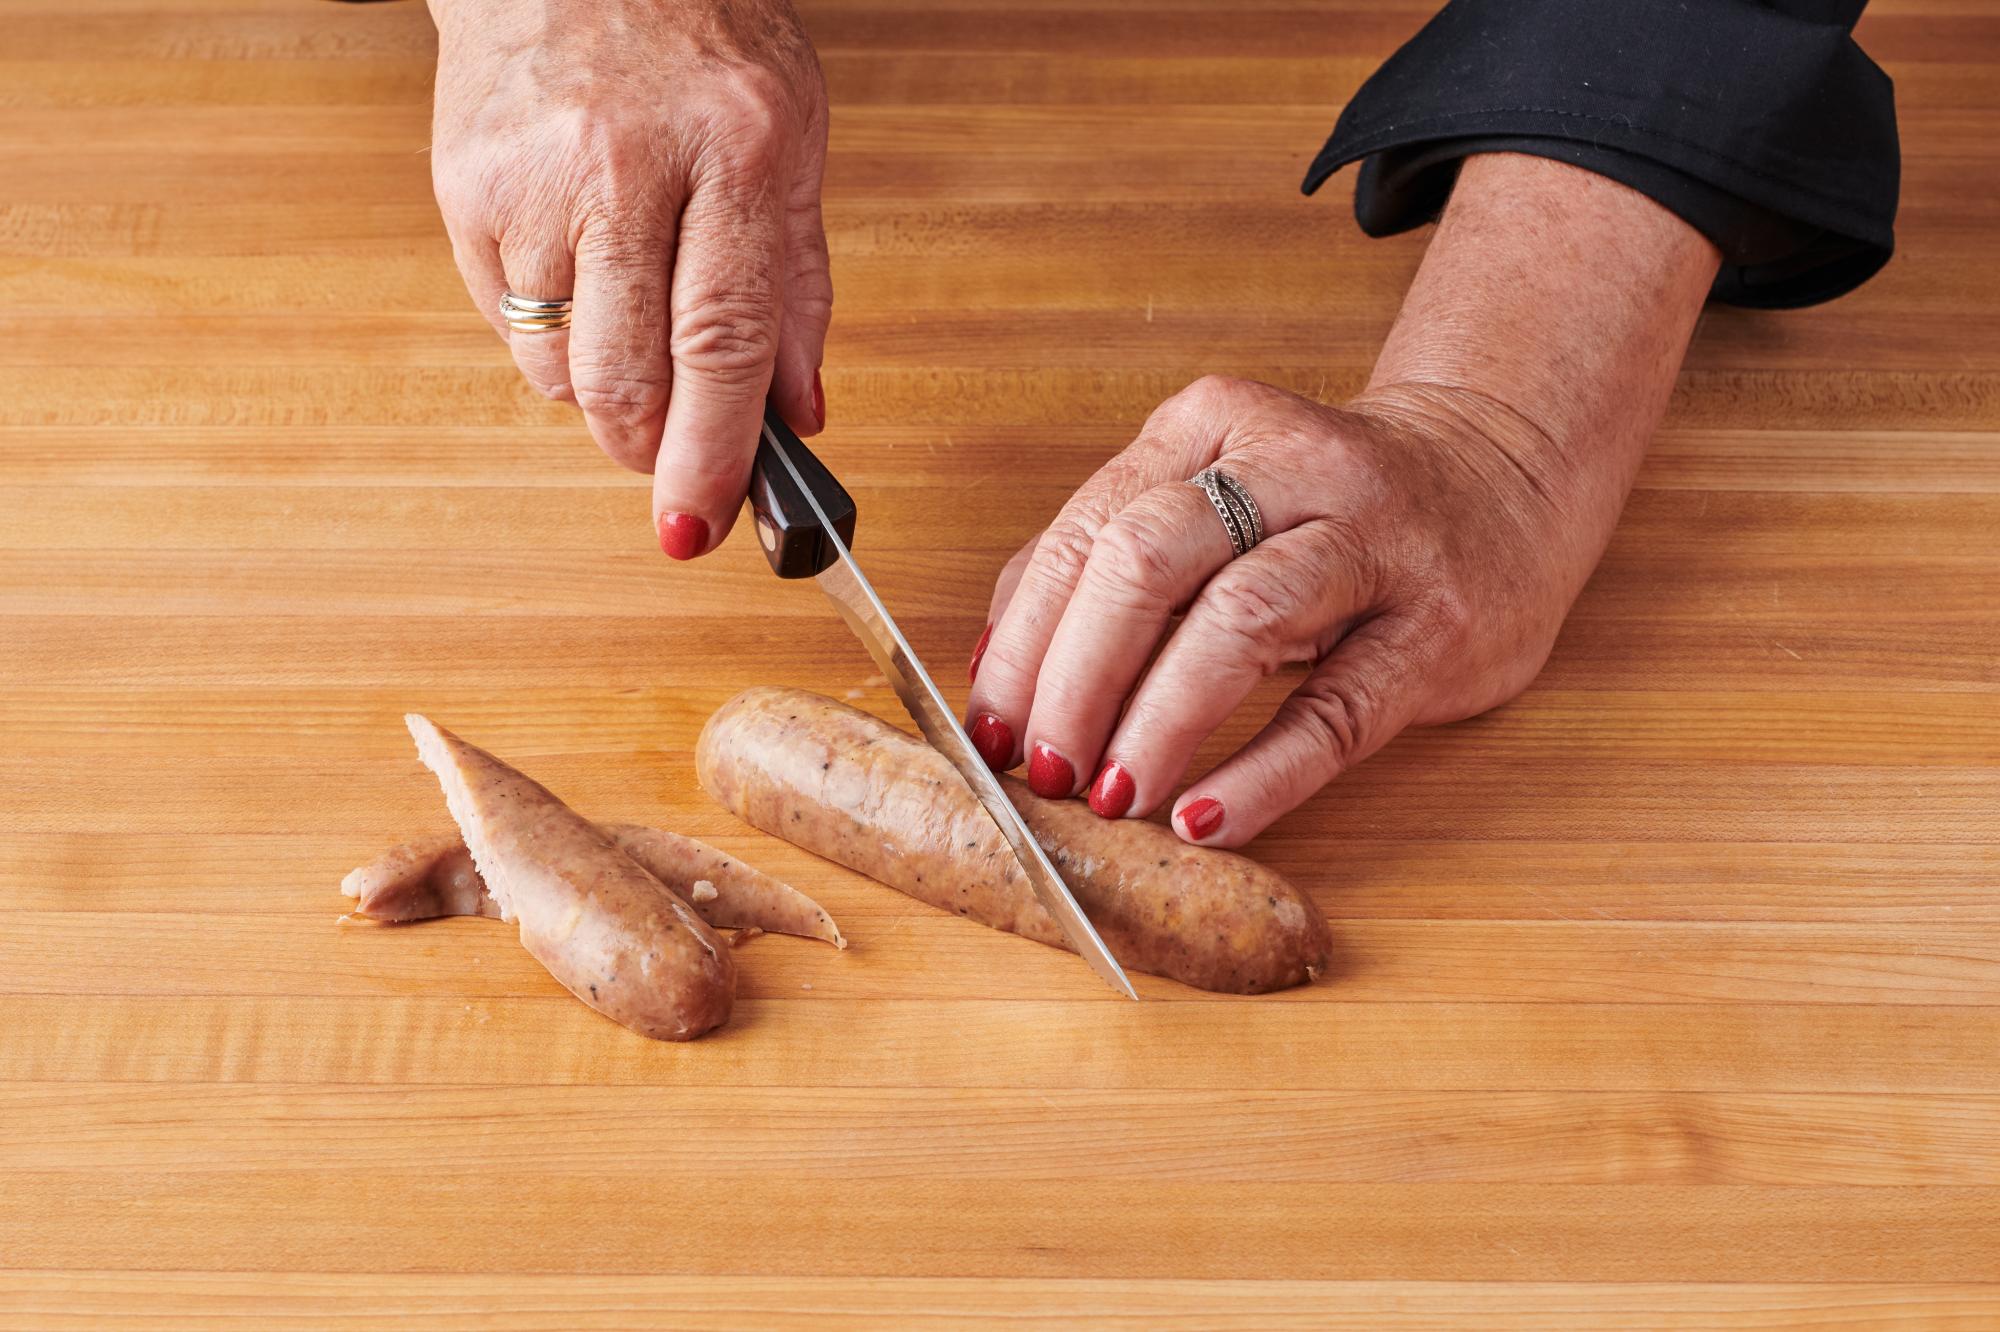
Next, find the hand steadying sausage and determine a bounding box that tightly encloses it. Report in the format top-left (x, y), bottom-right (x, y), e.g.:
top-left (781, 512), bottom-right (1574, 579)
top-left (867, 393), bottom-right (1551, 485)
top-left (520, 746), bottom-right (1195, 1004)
top-left (964, 154), bottom-right (1721, 848)
top-left (427, 0), bottom-right (830, 558)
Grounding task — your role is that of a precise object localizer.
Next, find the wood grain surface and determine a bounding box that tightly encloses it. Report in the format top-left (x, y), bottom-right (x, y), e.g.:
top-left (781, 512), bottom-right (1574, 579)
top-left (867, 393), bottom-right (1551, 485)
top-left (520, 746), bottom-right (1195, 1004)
top-left (3, 0), bottom-right (1997, 1327)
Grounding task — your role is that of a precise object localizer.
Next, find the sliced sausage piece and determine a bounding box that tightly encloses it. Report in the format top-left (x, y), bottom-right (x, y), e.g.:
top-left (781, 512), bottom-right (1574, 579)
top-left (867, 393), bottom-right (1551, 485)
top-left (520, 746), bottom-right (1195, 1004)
top-left (342, 824), bottom-right (844, 949)
top-left (696, 687), bottom-right (1330, 994)
top-left (603, 824), bottom-right (844, 948)
top-left (406, 714), bottom-right (733, 1041)
top-left (341, 830), bottom-right (500, 922)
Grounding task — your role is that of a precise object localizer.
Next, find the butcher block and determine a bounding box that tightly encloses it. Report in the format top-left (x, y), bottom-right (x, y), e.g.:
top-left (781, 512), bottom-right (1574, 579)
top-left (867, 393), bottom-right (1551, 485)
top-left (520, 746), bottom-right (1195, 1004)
top-left (2, 0), bottom-right (1998, 1326)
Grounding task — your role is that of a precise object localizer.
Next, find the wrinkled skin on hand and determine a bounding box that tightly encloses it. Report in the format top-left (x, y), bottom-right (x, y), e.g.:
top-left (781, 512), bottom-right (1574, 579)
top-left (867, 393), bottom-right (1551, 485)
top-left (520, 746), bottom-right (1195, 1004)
top-left (428, 0), bottom-right (831, 554)
top-left (967, 377), bottom-right (1601, 848)
top-left (964, 153), bottom-right (1718, 849)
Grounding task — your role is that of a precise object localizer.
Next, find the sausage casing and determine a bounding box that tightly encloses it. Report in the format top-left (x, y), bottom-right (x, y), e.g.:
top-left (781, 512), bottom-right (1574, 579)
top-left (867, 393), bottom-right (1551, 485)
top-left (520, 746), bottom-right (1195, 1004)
top-left (696, 687), bottom-right (1330, 994)
top-left (407, 714), bottom-right (734, 1040)
top-left (343, 824), bottom-right (844, 948)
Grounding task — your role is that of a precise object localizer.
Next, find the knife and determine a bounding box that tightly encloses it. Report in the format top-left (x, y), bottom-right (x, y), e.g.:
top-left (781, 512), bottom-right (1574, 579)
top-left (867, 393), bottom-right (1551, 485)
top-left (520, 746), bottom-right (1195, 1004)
top-left (746, 405), bottom-right (1138, 1000)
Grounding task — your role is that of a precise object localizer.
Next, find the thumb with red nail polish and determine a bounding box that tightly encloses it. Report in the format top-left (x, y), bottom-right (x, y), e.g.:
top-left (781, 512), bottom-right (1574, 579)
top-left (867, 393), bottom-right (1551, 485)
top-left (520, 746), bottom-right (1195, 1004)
top-left (657, 511), bottom-right (709, 561)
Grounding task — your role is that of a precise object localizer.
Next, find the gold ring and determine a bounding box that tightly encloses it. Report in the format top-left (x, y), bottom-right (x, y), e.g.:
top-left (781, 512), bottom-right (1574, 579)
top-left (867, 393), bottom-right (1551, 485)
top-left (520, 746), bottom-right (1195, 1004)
top-left (500, 290), bottom-right (573, 334)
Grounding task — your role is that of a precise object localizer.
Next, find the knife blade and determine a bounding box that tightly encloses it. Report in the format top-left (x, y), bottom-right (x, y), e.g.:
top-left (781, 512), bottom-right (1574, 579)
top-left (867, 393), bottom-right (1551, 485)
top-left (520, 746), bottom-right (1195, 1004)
top-left (747, 407), bottom-right (1138, 1000)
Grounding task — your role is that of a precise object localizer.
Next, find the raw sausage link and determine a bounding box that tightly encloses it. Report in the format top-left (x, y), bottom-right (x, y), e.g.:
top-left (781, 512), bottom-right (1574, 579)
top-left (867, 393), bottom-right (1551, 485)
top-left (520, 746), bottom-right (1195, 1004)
top-left (697, 687), bottom-right (1331, 994)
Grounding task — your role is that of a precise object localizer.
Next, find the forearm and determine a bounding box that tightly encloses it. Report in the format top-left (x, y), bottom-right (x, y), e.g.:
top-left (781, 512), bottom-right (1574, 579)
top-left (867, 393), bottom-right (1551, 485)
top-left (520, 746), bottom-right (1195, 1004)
top-left (1360, 151), bottom-right (1719, 564)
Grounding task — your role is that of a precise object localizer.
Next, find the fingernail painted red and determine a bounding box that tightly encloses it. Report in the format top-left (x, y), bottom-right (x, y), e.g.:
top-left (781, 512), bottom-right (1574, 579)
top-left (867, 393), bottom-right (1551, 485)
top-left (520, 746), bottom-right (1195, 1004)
top-left (967, 622), bottom-right (992, 684)
top-left (969, 713), bottom-right (1014, 770)
top-left (1027, 743), bottom-right (1075, 799)
top-left (810, 369), bottom-right (826, 430)
top-left (657, 512), bottom-right (709, 561)
top-left (1180, 796), bottom-right (1225, 841)
top-left (1087, 762), bottom-right (1135, 820)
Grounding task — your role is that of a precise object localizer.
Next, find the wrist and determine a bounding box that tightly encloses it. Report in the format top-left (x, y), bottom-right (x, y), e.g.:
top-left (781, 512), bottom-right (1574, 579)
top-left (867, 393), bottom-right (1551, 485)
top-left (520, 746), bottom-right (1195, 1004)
top-left (1348, 379), bottom-right (1635, 586)
top-left (1365, 152), bottom-right (1718, 486)
top-left (1350, 381), bottom-right (1570, 507)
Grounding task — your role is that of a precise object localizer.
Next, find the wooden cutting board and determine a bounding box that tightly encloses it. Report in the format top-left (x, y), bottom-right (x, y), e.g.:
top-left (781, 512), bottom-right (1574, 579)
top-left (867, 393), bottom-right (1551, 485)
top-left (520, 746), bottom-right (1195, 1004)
top-left (3, 0), bottom-right (1997, 1326)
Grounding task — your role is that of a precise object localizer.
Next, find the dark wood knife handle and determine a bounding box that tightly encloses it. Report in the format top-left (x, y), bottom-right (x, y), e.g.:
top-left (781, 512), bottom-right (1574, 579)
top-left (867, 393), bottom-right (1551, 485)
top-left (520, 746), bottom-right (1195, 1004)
top-left (748, 405), bottom-right (858, 579)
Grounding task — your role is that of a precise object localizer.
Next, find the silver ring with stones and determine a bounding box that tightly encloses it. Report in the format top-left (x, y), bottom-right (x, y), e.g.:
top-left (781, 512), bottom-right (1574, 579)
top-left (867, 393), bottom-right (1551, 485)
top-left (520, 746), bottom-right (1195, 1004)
top-left (1188, 467), bottom-right (1264, 558)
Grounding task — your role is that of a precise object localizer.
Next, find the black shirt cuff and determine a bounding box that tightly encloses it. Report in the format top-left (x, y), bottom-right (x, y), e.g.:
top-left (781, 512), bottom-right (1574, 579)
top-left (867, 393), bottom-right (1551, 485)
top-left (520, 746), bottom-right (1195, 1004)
top-left (1302, 0), bottom-right (1901, 309)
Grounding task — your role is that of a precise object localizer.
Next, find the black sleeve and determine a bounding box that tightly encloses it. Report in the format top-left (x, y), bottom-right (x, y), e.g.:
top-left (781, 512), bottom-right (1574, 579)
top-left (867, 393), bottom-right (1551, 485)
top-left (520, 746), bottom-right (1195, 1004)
top-left (1301, 0), bottom-right (1900, 309)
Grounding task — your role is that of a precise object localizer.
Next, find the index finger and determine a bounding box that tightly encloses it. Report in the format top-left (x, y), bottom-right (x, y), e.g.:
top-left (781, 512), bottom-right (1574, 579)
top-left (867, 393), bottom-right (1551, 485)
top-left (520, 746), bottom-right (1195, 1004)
top-left (651, 165), bottom-right (787, 560)
top-left (962, 377), bottom-right (1243, 770)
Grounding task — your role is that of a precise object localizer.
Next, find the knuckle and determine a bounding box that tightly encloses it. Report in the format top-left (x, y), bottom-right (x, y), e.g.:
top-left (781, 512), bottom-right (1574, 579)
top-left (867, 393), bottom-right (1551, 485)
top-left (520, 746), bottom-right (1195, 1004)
top-left (719, 65), bottom-right (794, 133)
top-left (1088, 514), bottom-right (1180, 611)
top-left (1286, 679), bottom-right (1371, 773)
top-left (1180, 373), bottom-right (1250, 415)
top-left (1032, 518), bottom-right (1099, 590)
top-left (567, 121), bottom-right (663, 211)
top-left (784, 267), bottom-right (834, 332)
top-left (576, 218), bottom-right (658, 277)
top-left (1136, 694), bottom-right (1210, 754)
top-left (1205, 570), bottom-right (1297, 658)
top-left (695, 66), bottom-right (796, 169)
top-left (1144, 374), bottom-right (1258, 439)
top-left (1422, 584), bottom-right (1476, 643)
top-left (671, 301), bottom-right (779, 380)
top-left (572, 373), bottom-right (671, 429)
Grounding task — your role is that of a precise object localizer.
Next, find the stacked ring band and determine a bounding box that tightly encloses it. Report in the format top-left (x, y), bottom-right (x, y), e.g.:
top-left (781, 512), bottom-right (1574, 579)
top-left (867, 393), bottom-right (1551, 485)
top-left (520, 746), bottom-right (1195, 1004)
top-left (500, 291), bottom-right (574, 334)
top-left (1188, 467), bottom-right (1265, 558)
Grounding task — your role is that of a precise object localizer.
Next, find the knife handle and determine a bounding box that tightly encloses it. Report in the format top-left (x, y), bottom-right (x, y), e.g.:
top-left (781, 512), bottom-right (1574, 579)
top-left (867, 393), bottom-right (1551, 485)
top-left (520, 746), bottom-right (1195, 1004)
top-left (748, 405), bottom-right (857, 579)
